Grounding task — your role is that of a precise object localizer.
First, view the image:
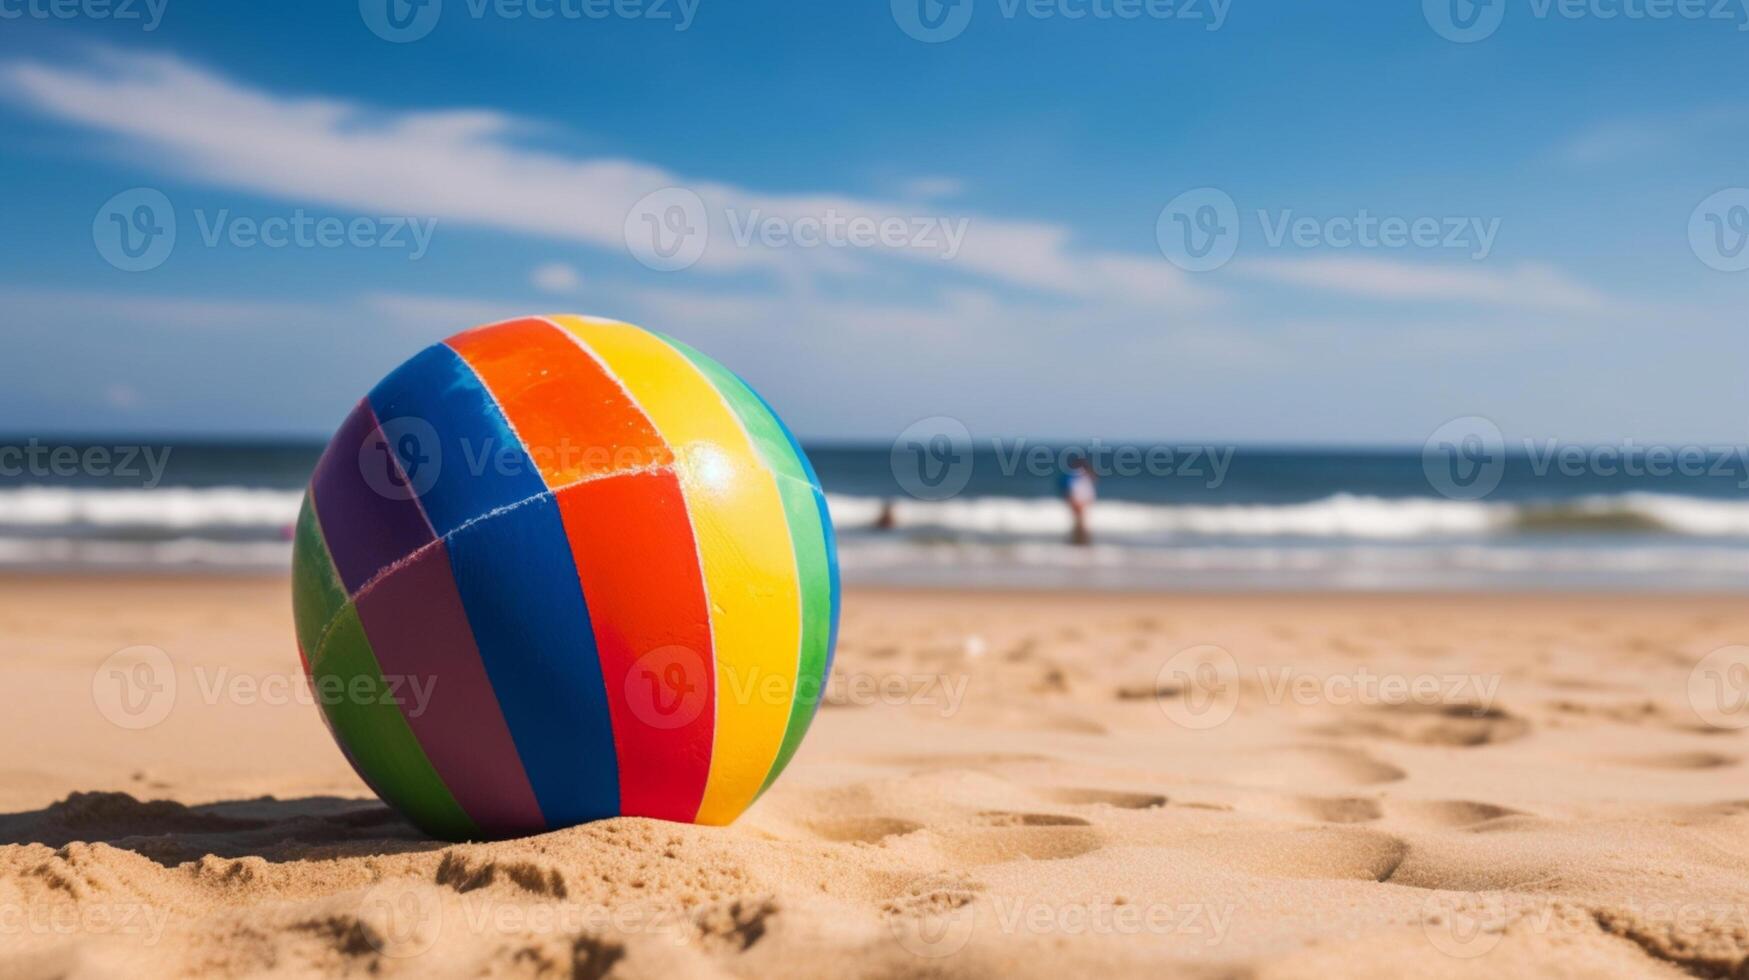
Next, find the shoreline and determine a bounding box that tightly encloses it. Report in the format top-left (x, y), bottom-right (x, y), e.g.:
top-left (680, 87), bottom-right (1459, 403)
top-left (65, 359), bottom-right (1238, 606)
top-left (8, 569), bottom-right (1749, 601)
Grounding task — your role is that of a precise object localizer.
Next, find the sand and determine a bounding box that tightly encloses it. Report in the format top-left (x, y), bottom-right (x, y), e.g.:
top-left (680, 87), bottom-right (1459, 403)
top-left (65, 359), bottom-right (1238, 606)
top-left (2, 577), bottom-right (1748, 978)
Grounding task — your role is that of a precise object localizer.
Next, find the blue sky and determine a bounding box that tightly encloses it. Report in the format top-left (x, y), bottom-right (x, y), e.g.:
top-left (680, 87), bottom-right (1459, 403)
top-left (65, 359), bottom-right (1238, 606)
top-left (2, 0), bottom-right (1746, 444)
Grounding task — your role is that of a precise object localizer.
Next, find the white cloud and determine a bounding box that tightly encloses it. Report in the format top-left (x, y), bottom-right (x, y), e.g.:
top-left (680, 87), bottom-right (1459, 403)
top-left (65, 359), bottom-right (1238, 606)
top-left (1236, 256), bottom-right (1612, 313)
top-left (1555, 106), bottom-right (1749, 165)
top-left (5, 50), bottom-right (1211, 309)
top-left (530, 261), bottom-right (583, 294)
top-left (0, 286), bottom-right (330, 329)
top-left (362, 292), bottom-right (540, 330)
top-left (1558, 119), bottom-right (1670, 166)
top-left (899, 175), bottom-right (964, 200)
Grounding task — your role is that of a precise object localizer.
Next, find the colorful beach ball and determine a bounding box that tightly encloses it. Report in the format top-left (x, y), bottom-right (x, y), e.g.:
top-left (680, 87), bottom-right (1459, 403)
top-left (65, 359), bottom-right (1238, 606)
top-left (291, 316), bottom-right (840, 840)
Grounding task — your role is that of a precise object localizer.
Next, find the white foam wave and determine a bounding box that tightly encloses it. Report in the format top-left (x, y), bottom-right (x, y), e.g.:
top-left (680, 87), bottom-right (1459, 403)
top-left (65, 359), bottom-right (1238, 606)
top-left (0, 537), bottom-right (292, 569)
top-left (828, 492), bottom-right (1505, 539)
top-left (826, 491), bottom-right (1749, 539)
top-left (0, 486), bottom-right (302, 530)
top-left (3, 486), bottom-right (1748, 545)
top-left (1558, 492), bottom-right (1749, 536)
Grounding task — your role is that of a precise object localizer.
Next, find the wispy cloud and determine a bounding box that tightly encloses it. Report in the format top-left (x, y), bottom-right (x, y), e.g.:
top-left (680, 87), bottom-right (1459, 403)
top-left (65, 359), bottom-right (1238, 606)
top-left (1555, 106), bottom-right (1749, 165)
top-left (530, 261), bottom-right (584, 294)
top-left (4, 50), bottom-right (1211, 309)
top-left (1236, 256), bottom-right (1613, 313)
top-left (0, 286), bottom-right (330, 330)
top-left (362, 291), bottom-right (542, 331)
top-left (898, 175), bottom-right (965, 200)
top-left (9, 50), bottom-right (1646, 325)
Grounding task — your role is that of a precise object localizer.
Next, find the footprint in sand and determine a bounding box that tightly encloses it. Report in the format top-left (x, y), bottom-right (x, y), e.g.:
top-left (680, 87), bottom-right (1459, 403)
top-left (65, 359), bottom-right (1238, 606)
top-left (1189, 826), bottom-right (1409, 882)
top-left (927, 812), bottom-right (1105, 864)
top-left (1673, 799), bottom-right (1749, 819)
top-left (1613, 751), bottom-right (1739, 771)
top-left (1593, 904), bottom-right (1749, 977)
top-left (1388, 799), bottom-right (1524, 829)
top-left (976, 811), bottom-right (1092, 828)
top-left (434, 852), bottom-right (569, 897)
top-left (806, 817), bottom-right (926, 844)
top-left (1318, 702), bottom-right (1530, 747)
top-left (1541, 698), bottom-right (1726, 736)
top-left (1228, 745), bottom-right (1406, 790)
top-left (1036, 787), bottom-right (1168, 810)
top-left (1021, 712), bottom-right (1108, 736)
top-left (1292, 796), bottom-right (1385, 824)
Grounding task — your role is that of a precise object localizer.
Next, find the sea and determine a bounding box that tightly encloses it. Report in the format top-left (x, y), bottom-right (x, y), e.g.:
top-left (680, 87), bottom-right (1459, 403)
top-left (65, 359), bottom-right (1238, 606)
top-left (8, 439), bottom-right (1749, 591)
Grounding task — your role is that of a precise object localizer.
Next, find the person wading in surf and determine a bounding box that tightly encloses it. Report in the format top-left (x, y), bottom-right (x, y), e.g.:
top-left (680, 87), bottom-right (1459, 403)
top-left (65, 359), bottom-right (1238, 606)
top-left (1060, 452), bottom-right (1097, 546)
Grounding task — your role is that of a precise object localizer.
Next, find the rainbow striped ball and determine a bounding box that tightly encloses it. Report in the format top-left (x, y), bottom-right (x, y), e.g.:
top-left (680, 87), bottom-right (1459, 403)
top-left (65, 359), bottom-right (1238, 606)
top-left (292, 316), bottom-right (839, 840)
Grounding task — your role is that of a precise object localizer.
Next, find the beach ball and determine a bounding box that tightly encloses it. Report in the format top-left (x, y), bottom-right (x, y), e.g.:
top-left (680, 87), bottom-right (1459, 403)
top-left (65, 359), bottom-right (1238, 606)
top-left (291, 316), bottom-right (839, 840)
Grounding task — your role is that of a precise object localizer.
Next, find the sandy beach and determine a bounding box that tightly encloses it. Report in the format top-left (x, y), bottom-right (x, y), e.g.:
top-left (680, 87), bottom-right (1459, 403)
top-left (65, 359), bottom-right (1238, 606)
top-left (3, 577), bottom-right (1747, 978)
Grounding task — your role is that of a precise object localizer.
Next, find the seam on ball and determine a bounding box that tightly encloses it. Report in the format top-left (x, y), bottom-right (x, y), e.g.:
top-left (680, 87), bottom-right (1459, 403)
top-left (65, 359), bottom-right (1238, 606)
top-left (308, 461), bottom-right (675, 659)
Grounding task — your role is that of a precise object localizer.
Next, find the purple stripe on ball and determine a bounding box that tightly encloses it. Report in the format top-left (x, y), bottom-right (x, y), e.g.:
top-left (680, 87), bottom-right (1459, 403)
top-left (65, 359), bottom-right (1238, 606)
top-left (310, 399), bottom-right (439, 595)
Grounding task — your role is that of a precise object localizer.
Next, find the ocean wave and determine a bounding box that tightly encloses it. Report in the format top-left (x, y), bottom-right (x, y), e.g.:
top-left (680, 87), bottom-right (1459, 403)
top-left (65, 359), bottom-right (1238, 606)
top-left (5, 486), bottom-right (1749, 544)
top-left (826, 491), bottom-right (1749, 540)
top-left (0, 537), bottom-right (292, 569)
top-left (0, 486), bottom-right (302, 532)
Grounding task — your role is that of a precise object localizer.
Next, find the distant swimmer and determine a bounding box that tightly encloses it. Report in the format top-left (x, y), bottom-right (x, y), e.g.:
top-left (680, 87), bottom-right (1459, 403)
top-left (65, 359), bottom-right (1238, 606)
top-left (875, 498), bottom-right (897, 530)
top-left (1060, 453), bottom-right (1097, 546)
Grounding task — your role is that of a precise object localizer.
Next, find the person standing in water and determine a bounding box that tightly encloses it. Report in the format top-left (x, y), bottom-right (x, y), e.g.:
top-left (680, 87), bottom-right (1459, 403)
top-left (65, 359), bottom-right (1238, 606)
top-left (1060, 453), bottom-right (1097, 546)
